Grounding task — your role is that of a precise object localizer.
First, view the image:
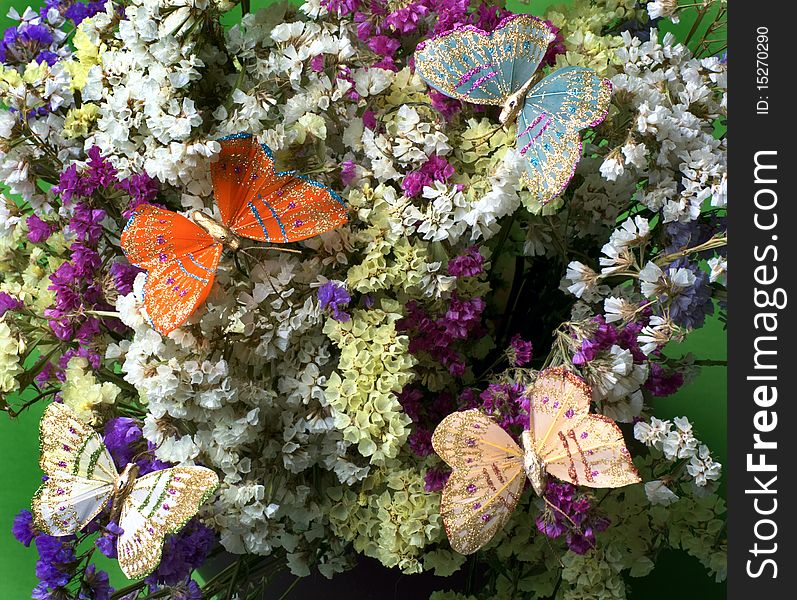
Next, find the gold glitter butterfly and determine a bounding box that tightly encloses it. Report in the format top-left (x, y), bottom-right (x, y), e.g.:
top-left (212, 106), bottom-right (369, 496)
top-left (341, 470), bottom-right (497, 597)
top-left (432, 367), bottom-right (640, 554)
top-left (31, 403), bottom-right (219, 579)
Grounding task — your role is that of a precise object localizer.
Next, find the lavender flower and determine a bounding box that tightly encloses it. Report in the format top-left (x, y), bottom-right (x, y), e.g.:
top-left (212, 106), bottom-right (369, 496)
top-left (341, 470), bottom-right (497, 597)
top-left (535, 482), bottom-right (610, 554)
top-left (35, 535), bottom-right (77, 589)
top-left (27, 215), bottom-right (57, 243)
top-left (79, 564), bottom-right (112, 600)
top-left (0, 292), bottom-right (23, 317)
top-left (104, 417), bottom-right (143, 467)
top-left (424, 467), bottom-right (450, 492)
top-left (144, 520), bottom-right (215, 587)
top-left (340, 160), bottom-right (357, 186)
top-left (12, 509), bottom-right (36, 547)
top-left (507, 335), bottom-right (533, 367)
top-left (447, 246), bottom-right (484, 278)
top-left (318, 281), bottom-right (352, 322)
top-left (95, 522), bottom-right (124, 558)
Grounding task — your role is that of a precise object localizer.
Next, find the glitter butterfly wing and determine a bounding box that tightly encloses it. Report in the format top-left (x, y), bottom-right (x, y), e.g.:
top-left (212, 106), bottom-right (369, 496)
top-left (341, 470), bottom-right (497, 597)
top-left (32, 403), bottom-right (119, 536)
top-left (121, 204), bottom-right (223, 335)
top-left (116, 466), bottom-right (219, 579)
top-left (211, 134), bottom-right (348, 244)
top-left (528, 367), bottom-right (640, 488)
top-left (432, 409), bottom-right (526, 554)
top-left (516, 67), bottom-right (612, 204)
top-left (415, 15), bottom-right (555, 104)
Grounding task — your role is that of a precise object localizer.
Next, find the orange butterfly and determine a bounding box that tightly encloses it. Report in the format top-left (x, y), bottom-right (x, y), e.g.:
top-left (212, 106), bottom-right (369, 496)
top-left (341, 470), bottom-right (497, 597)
top-left (432, 367), bottom-right (640, 554)
top-left (121, 133), bottom-right (349, 334)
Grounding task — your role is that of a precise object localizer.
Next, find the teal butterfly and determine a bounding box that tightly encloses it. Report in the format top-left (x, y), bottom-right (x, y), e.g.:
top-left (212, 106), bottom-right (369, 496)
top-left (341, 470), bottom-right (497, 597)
top-left (415, 15), bottom-right (611, 205)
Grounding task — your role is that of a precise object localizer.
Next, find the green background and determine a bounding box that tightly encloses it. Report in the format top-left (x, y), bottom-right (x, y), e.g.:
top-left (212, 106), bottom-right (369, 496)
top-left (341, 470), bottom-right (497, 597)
top-left (0, 1), bottom-right (726, 598)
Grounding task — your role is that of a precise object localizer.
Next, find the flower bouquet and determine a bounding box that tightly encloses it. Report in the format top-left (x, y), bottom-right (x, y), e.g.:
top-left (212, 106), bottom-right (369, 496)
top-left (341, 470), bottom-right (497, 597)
top-left (0, 0), bottom-right (727, 598)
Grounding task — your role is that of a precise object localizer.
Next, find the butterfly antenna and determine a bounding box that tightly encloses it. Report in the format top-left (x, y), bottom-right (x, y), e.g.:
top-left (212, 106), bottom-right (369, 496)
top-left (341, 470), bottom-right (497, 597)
top-left (542, 532), bottom-right (565, 568)
top-left (233, 251), bottom-right (250, 278)
top-left (244, 245), bottom-right (304, 256)
top-left (543, 497), bottom-right (580, 529)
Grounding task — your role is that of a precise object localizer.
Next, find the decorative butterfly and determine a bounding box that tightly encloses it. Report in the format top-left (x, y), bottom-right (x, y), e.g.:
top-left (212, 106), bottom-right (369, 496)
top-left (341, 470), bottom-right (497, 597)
top-left (121, 133), bottom-right (349, 334)
top-left (414, 15), bottom-right (611, 205)
top-left (31, 403), bottom-right (219, 579)
top-left (432, 367), bottom-right (640, 554)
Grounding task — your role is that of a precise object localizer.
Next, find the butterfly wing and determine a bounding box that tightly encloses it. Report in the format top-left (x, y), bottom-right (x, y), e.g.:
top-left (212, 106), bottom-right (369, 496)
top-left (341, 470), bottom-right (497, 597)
top-left (121, 204), bottom-right (223, 335)
top-left (517, 66), bottom-right (611, 204)
top-left (528, 367), bottom-right (640, 488)
top-left (432, 409), bottom-right (526, 554)
top-left (211, 134), bottom-right (348, 243)
top-left (32, 403), bottom-right (118, 535)
top-left (415, 15), bottom-right (555, 105)
top-left (117, 466), bottom-right (219, 579)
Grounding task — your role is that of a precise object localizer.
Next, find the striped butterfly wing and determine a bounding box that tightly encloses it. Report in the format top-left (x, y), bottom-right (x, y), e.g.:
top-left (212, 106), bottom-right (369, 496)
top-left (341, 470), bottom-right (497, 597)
top-left (517, 66), bottom-right (612, 205)
top-left (117, 466), bottom-right (219, 579)
top-left (529, 368), bottom-right (640, 489)
top-left (32, 403), bottom-right (118, 536)
top-left (121, 204), bottom-right (223, 334)
top-left (211, 134), bottom-right (348, 244)
top-left (432, 409), bottom-right (526, 554)
top-left (415, 15), bottom-right (555, 105)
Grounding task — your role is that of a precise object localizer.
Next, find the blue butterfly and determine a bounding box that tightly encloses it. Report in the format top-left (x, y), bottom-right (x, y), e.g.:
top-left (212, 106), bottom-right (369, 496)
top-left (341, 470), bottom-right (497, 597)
top-left (415, 15), bottom-right (611, 205)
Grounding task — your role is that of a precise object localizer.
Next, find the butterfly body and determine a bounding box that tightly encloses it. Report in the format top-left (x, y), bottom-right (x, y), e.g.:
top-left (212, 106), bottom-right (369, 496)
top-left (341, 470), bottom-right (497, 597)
top-left (415, 15), bottom-right (611, 205)
top-left (192, 210), bottom-right (242, 252)
top-left (432, 367), bottom-right (639, 554)
top-left (499, 74), bottom-right (538, 126)
top-left (108, 462), bottom-right (141, 524)
top-left (32, 403), bottom-right (220, 579)
top-left (520, 429), bottom-right (546, 496)
top-left (121, 133), bottom-right (348, 334)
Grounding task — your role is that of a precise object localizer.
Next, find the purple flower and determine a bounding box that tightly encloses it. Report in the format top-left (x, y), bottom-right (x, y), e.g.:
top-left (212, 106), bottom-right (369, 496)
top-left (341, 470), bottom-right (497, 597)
top-left (468, 3), bottom-right (512, 32)
top-left (310, 54), bottom-right (325, 72)
top-left (12, 509), bottom-right (36, 547)
top-left (408, 427), bottom-right (434, 457)
top-left (447, 246), bottom-right (484, 278)
top-left (340, 160), bottom-right (357, 186)
top-left (541, 20), bottom-right (565, 67)
top-left (95, 522), bottom-right (123, 558)
top-left (401, 154), bottom-right (455, 198)
top-left (0, 21), bottom-right (57, 66)
top-left (384, 3), bottom-right (429, 34)
top-left (117, 172), bottom-right (159, 217)
top-left (321, 0), bottom-right (360, 17)
top-left (368, 35), bottom-right (400, 57)
top-left (535, 481), bottom-right (609, 554)
top-left (32, 583), bottom-right (69, 600)
top-left (35, 535), bottom-right (76, 589)
top-left (27, 215), bottom-right (57, 243)
top-left (666, 258), bottom-right (714, 329)
top-left (644, 362), bottom-right (685, 397)
top-left (104, 417), bottom-right (143, 468)
top-left (400, 171), bottom-right (430, 198)
top-left (480, 382), bottom-right (528, 433)
top-left (508, 335), bottom-right (533, 367)
top-left (144, 520), bottom-right (215, 587)
top-left (318, 281), bottom-right (352, 322)
top-left (429, 89), bottom-right (461, 120)
top-left (0, 292), bottom-right (22, 317)
top-left (424, 467), bottom-right (450, 492)
top-left (362, 110), bottom-right (377, 130)
top-left (109, 261), bottom-right (142, 296)
top-left (79, 564), bottom-right (112, 600)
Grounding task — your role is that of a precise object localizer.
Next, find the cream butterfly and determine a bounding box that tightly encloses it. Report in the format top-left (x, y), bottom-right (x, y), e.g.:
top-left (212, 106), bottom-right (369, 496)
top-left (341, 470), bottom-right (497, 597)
top-left (432, 367), bottom-right (640, 554)
top-left (31, 403), bottom-right (219, 579)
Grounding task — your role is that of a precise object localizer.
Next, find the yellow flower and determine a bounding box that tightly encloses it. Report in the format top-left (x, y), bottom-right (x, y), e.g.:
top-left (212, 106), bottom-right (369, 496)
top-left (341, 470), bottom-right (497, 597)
top-left (61, 357), bottom-right (120, 423)
top-left (63, 104), bottom-right (100, 138)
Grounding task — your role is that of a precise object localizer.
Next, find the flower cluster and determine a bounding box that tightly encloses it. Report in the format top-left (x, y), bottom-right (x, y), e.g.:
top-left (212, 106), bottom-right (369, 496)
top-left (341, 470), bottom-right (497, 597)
top-left (2, 0), bottom-right (727, 598)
